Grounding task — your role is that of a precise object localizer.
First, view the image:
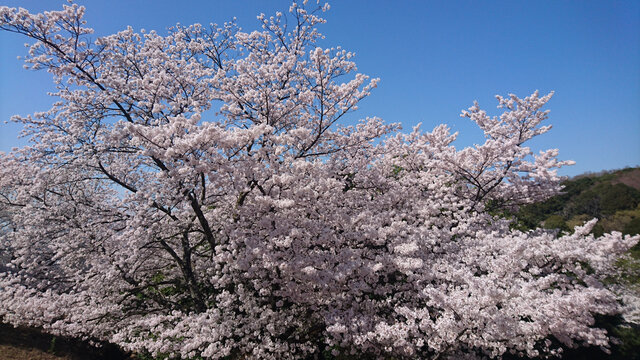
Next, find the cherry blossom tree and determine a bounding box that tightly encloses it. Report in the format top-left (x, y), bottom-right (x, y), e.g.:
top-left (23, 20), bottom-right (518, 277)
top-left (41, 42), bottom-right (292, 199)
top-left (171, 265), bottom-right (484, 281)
top-left (0, 2), bottom-right (637, 359)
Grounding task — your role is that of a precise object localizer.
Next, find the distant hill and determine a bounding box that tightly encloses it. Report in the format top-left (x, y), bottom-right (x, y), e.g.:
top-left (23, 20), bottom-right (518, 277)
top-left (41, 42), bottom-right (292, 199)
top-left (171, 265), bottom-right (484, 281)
top-left (514, 167), bottom-right (640, 238)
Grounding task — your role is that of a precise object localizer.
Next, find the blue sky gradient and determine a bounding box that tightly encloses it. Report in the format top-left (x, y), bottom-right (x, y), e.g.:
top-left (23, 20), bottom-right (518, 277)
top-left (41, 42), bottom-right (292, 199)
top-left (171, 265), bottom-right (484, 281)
top-left (1, 0), bottom-right (638, 176)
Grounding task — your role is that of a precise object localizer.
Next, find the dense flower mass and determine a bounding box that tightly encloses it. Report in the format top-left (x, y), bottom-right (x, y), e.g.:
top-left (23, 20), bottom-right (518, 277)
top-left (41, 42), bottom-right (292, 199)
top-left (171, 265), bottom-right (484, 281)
top-left (0, 2), bottom-right (638, 359)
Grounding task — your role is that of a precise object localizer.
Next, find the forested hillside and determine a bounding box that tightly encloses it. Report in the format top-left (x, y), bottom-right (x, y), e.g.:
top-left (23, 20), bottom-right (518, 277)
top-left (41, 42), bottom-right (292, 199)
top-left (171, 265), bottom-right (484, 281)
top-left (515, 167), bottom-right (640, 237)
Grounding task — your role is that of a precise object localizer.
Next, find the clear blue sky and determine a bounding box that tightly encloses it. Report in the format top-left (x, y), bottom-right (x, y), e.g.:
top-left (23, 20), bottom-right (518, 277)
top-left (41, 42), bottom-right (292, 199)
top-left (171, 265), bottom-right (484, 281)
top-left (1, 1), bottom-right (638, 176)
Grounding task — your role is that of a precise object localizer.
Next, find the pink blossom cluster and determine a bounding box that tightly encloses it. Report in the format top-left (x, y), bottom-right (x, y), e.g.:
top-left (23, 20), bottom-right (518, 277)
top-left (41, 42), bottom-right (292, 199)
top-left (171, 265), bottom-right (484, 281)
top-left (0, 2), bottom-right (637, 359)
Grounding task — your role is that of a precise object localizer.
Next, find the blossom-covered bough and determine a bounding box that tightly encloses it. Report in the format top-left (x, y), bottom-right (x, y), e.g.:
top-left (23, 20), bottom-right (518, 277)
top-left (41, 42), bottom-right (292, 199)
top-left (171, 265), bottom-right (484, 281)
top-left (0, 2), bottom-right (637, 359)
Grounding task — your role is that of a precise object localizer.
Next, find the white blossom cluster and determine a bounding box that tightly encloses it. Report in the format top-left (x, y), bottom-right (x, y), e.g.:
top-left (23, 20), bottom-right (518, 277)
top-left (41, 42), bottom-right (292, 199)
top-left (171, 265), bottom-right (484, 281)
top-left (0, 2), bottom-right (638, 359)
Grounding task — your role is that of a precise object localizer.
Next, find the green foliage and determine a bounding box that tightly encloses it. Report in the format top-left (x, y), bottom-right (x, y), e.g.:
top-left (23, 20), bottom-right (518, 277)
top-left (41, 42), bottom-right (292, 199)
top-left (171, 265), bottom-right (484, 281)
top-left (612, 324), bottom-right (640, 360)
top-left (624, 216), bottom-right (640, 236)
top-left (47, 336), bottom-right (56, 354)
top-left (514, 167), bottom-right (640, 233)
top-left (542, 214), bottom-right (569, 233)
top-left (565, 214), bottom-right (591, 230)
top-left (566, 182), bottom-right (640, 217)
top-left (591, 222), bottom-right (605, 237)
